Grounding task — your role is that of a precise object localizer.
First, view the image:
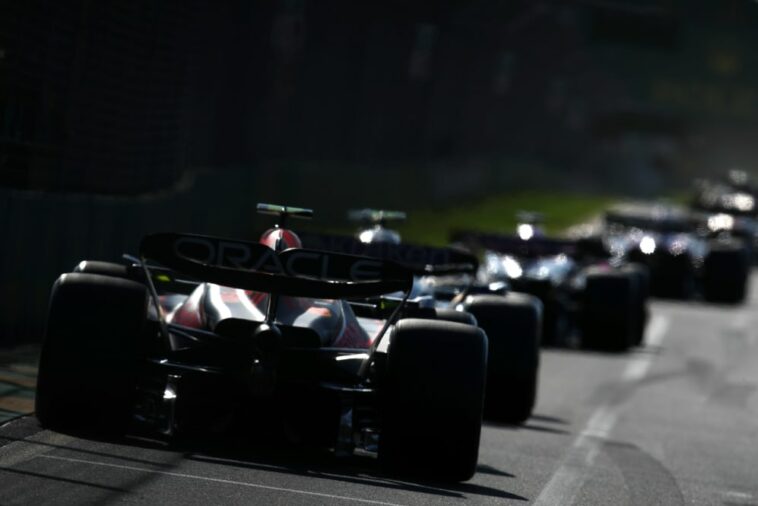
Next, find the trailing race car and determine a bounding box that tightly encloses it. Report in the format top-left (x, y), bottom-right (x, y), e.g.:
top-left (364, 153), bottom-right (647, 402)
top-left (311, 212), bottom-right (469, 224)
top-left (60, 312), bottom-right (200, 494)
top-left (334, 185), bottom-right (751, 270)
top-left (452, 212), bottom-right (650, 352)
top-left (300, 209), bottom-right (542, 425)
top-left (602, 204), bottom-right (750, 303)
top-left (691, 171), bottom-right (758, 260)
top-left (35, 204), bottom-right (488, 482)
top-left (692, 170), bottom-right (757, 217)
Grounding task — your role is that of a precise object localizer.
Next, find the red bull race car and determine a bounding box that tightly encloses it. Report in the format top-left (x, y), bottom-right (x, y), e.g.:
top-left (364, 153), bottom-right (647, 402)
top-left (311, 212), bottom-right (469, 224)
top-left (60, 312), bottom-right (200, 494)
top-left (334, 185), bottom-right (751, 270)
top-left (35, 204), bottom-right (488, 482)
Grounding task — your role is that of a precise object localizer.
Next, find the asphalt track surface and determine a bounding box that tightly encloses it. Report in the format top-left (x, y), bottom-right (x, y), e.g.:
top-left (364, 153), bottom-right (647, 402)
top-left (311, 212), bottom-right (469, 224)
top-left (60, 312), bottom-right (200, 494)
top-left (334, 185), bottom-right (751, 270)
top-left (2, 280), bottom-right (758, 505)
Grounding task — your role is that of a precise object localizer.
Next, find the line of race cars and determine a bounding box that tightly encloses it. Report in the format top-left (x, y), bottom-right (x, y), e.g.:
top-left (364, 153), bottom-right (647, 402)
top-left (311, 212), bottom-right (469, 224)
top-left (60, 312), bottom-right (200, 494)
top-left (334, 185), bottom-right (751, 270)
top-left (34, 184), bottom-right (754, 482)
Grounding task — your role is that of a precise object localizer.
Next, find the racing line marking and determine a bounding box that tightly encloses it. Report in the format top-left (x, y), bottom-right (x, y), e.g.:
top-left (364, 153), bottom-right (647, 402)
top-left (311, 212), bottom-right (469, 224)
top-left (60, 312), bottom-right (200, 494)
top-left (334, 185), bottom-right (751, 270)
top-left (622, 315), bottom-right (668, 382)
top-left (532, 313), bottom-right (670, 506)
top-left (38, 454), bottom-right (406, 506)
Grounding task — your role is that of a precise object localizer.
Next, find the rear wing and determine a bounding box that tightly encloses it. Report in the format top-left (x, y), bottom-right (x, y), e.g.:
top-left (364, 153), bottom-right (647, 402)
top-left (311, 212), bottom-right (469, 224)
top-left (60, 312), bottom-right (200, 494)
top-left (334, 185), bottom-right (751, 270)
top-left (140, 233), bottom-right (413, 299)
top-left (451, 230), bottom-right (578, 258)
top-left (298, 232), bottom-right (479, 275)
top-left (603, 210), bottom-right (697, 233)
top-left (348, 209), bottom-right (407, 225)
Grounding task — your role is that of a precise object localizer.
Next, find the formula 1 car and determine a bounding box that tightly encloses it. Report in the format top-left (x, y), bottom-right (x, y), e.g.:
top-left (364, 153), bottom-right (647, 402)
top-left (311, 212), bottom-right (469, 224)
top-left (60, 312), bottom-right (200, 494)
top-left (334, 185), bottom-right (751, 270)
top-left (452, 213), bottom-right (649, 352)
top-left (602, 204), bottom-right (750, 303)
top-left (691, 171), bottom-right (758, 260)
top-left (692, 170), bottom-right (757, 217)
top-left (299, 209), bottom-right (542, 425)
top-left (35, 204), bottom-right (488, 482)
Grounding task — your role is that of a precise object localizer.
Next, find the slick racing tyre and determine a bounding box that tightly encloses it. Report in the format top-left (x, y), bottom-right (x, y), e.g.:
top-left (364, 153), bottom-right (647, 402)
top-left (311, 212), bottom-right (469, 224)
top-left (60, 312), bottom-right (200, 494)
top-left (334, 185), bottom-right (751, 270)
top-left (431, 307), bottom-right (478, 326)
top-left (510, 277), bottom-right (565, 346)
top-left (619, 264), bottom-right (650, 347)
top-left (656, 254), bottom-right (696, 299)
top-left (703, 238), bottom-right (749, 304)
top-left (73, 260), bottom-right (130, 279)
top-left (379, 319), bottom-right (487, 482)
top-left (36, 273), bottom-right (150, 432)
top-left (462, 293), bottom-right (541, 425)
top-left (412, 307), bottom-right (478, 326)
top-left (581, 269), bottom-right (635, 352)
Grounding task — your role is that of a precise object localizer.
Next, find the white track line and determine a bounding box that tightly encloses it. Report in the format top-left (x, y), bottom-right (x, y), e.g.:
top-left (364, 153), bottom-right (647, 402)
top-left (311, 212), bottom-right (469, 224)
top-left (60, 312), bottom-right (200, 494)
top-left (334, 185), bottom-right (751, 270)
top-left (533, 314), bottom-right (670, 506)
top-left (622, 315), bottom-right (669, 382)
top-left (38, 454), bottom-right (405, 506)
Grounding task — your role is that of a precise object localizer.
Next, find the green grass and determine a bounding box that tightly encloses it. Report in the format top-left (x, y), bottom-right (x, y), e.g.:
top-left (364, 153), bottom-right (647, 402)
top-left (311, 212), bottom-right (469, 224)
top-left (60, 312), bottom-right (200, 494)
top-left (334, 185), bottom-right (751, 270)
top-left (394, 192), bottom-right (617, 246)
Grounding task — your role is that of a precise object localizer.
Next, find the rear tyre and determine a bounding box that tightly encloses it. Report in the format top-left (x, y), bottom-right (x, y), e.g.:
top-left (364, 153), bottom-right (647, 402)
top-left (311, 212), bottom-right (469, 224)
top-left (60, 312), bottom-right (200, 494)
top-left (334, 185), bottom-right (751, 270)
top-left (463, 293), bottom-right (541, 425)
top-left (411, 307), bottom-right (477, 326)
top-left (630, 250), bottom-right (695, 299)
top-left (511, 278), bottom-right (564, 346)
top-left (581, 269), bottom-right (634, 352)
top-left (703, 238), bottom-right (749, 304)
top-left (379, 319), bottom-right (487, 482)
top-left (73, 260), bottom-right (130, 279)
top-left (619, 264), bottom-right (650, 347)
top-left (35, 272), bottom-right (149, 432)
top-left (657, 255), bottom-right (696, 299)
